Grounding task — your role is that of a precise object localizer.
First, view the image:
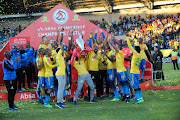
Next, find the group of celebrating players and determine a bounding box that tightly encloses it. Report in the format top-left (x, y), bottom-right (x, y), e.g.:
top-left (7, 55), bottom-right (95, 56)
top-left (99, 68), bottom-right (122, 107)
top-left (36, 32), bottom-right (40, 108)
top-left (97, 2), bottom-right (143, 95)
top-left (35, 27), bottom-right (151, 109)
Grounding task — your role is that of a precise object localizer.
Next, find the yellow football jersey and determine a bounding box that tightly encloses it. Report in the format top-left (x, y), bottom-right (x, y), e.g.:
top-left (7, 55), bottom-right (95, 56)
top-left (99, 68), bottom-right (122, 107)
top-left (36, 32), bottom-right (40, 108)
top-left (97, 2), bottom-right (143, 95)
top-left (127, 37), bottom-right (142, 74)
top-left (73, 60), bottom-right (89, 75)
top-left (44, 55), bottom-right (57, 77)
top-left (99, 51), bottom-right (107, 70)
top-left (107, 50), bottom-right (116, 69)
top-left (36, 55), bottom-right (45, 77)
top-left (81, 56), bottom-right (89, 71)
top-left (116, 50), bottom-right (126, 73)
top-left (51, 48), bottom-right (59, 64)
top-left (56, 50), bottom-right (66, 75)
top-left (88, 51), bottom-right (102, 71)
top-left (39, 43), bottom-right (53, 50)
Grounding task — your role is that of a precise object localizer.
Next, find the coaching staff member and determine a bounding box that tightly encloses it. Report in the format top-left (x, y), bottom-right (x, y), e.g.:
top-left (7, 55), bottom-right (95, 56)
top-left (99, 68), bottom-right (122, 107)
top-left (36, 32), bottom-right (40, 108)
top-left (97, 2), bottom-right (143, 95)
top-left (3, 51), bottom-right (20, 111)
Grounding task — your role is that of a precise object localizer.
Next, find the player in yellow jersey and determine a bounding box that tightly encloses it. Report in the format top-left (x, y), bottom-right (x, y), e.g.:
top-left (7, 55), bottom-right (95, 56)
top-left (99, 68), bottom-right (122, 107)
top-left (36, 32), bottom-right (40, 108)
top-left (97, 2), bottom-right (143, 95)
top-left (43, 48), bottom-right (57, 108)
top-left (36, 48), bottom-right (45, 104)
top-left (99, 48), bottom-right (109, 97)
top-left (39, 36), bottom-right (52, 50)
top-left (103, 41), bottom-right (120, 101)
top-left (73, 57), bottom-right (98, 105)
top-left (88, 46), bottom-right (104, 99)
top-left (138, 38), bottom-right (152, 82)
top-left (55, 43), bottom-right (67, 109)
top-left (126, 36), bottom-right (144, 104)
top-left (111, 41), bottom-right (130, 103)
top-left (88, 29), bottom-right (109, 98)
top-left (51, 28), bottom-right (66, 102)
top-left (51, 41), bottom-right (60, 102)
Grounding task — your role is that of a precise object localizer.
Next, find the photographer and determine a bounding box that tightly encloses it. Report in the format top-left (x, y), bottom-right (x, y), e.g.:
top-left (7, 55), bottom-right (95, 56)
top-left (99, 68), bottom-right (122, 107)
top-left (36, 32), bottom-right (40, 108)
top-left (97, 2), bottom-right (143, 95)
top-left (153, 43), bottom-right (165, 80)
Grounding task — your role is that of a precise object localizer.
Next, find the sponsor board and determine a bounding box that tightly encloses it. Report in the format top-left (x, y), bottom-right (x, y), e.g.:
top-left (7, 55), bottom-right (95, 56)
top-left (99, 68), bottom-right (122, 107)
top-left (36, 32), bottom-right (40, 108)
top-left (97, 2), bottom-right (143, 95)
top-left (9, 37), bottom-right (30, 50)
top-left (0, 79), bottom-right (153, 101)
top-left (162, 57), bottom-right (172, 63)
top-left (140, 79), bottom-right (153, 91)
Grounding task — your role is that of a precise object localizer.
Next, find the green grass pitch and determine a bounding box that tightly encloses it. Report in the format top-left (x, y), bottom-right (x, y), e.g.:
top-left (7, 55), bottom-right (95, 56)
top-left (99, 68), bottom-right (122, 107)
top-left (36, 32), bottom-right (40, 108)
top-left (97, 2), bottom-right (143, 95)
top-left (0, 63), bottom-right (180, 120)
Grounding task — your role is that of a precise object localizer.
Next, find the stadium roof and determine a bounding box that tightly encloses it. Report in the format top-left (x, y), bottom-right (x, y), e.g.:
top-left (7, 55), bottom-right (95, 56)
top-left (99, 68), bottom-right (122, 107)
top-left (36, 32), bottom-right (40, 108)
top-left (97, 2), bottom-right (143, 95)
top-left (0, 0), bottom-right (180, 17)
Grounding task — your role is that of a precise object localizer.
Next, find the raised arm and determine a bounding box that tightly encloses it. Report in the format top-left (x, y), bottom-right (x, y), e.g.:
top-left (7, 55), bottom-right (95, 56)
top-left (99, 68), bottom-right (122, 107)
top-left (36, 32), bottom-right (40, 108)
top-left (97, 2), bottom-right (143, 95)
top-left (68, 30), bottom-right (73, 51)
top-left (10, 49), bottom-right (17, 54)
top-left (108, 38), bottom-right (115, 51)
top-left (146, 49), bottom-right (153, 62)
top-left (103, 51), bottom-right (115, 62)
top-left (104, 27), bottom-right (110, 42)
top-left (59, 28), bottom-right (64, 43)
top-left (88, 29), bottom-right (97, 47)
top-left (126, 36), bottom-right (135, 53)
top-left (56, 30), bottom-right (59, 42)
top-left (112, 44), bottom-right (119, 53)
top-left (61, 42), bottom-right (65, 57)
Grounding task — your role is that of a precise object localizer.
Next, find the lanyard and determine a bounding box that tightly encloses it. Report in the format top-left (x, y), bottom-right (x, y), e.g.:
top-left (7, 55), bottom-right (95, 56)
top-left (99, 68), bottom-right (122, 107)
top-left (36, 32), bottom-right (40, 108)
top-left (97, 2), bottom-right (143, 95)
top-left (93, 52), bottom-right (98, 60)
top-left (4, 58), bottom-right (13, 65)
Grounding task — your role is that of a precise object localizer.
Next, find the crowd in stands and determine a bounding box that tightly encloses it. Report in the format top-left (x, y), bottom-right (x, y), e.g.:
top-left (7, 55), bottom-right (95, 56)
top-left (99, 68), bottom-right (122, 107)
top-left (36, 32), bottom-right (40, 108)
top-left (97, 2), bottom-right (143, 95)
top-left (1, 14), bottom-right (180, 51)
top-left (90, 13), bottom-right (180, 50)
top-left (0, 25), bottom-right (26, 48)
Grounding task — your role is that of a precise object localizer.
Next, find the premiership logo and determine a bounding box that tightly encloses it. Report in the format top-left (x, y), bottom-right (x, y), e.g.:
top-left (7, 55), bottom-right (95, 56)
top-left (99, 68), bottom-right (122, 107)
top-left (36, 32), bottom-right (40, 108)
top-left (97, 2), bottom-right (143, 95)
top-left (53, 9), bottom-right (69, 24)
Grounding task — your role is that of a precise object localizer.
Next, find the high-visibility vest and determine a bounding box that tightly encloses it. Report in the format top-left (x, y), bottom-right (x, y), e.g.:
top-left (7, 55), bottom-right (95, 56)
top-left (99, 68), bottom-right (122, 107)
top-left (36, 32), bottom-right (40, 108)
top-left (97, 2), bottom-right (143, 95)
top-left (171, 51), bottom-right (178, 60)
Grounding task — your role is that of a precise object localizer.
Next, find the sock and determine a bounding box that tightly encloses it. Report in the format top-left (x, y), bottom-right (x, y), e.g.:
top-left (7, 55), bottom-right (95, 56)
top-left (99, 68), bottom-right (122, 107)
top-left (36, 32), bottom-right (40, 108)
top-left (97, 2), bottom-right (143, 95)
top-left (141, 70), bottom-right (144, 80)
top-left (121, 82), bottom-right (126, 96)
top-left (44, 93), bottom-right (50, 104)
top-left (138, 89), bottom-right (143, 99)
top-left (37, 91), bottom-right (40, 97)
top-left (135, 90), bottom-right (140, 100)
top-left (39, 95), bottom-right (42, 100)
top-left (54, 86), bottom-right (58, 97)
top-left (42, 96), bottom-right (45, 103)
top-left (111, 87), bottom-right (120, 98)
top-left (124, 82), bottom-right (129, 97)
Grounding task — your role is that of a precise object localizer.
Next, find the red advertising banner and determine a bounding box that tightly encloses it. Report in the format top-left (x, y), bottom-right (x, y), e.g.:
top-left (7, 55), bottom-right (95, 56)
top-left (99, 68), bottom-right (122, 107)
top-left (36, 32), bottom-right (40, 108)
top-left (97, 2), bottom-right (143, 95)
top-left (9, 37), bottom-right (30, 50)
top-left (143, 60), bottom-right (153, 79)
top-left (139, 60), bottom-right (153, 80)
top-left (15, 4), bottom-right (113, 49)
top-left (0, 81), bottom-right (153, 101)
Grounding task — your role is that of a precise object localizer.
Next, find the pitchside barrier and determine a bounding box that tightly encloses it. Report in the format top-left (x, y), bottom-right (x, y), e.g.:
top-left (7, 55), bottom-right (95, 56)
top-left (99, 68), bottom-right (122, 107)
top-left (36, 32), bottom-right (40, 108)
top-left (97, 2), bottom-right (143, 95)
top-left (0, 60), bottom-right (153, 101)
top-left (162, 56), bottom-right (180, 63)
